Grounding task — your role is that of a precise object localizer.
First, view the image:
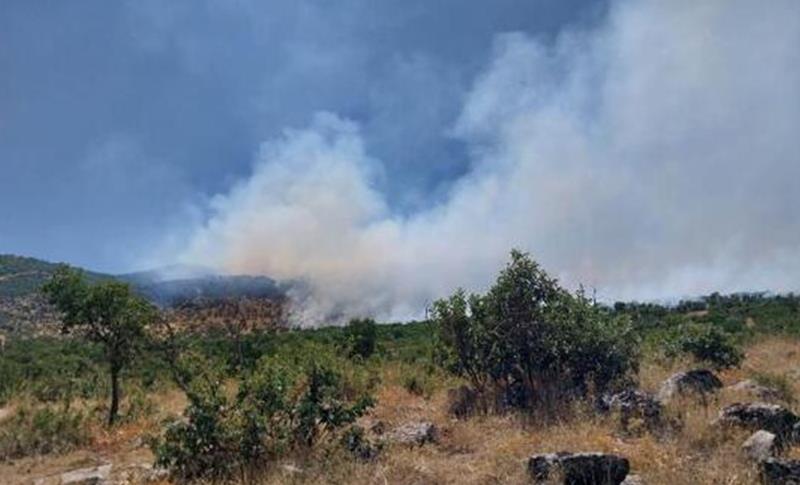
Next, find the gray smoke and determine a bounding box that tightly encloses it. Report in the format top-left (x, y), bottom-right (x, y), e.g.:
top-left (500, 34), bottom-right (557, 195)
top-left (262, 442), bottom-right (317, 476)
top-left (172, 0), bottom-right (800, 324)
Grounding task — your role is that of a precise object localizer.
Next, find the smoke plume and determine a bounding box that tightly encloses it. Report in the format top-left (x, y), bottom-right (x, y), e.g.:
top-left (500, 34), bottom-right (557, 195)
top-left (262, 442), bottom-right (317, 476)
top-left (176, 0), bottom-right (800, 324)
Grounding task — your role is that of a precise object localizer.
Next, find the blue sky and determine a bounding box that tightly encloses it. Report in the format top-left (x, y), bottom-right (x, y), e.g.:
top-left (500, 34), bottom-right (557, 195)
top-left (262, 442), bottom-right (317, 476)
top-left (2, 1), bottom-right (799, 319)
top-left (0, 0), bottom-right (603, 271)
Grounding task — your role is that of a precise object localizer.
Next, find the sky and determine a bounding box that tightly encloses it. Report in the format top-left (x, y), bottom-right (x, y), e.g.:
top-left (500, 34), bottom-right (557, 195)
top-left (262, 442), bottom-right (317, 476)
top-left (2, 0), bottom-right (799, 321)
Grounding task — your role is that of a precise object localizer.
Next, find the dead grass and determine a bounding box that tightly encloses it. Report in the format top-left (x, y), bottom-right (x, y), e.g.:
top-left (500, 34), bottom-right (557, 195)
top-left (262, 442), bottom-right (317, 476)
top-left (7, 337), bottom-right (800, 484)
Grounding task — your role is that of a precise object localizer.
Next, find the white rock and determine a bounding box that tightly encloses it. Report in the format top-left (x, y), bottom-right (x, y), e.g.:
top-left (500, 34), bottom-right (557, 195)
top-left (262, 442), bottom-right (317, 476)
top-left (742, 430), bottom-right (778, 462)
top-left (59, 464), bottom-right (112, 485)
top-left (388, 421), bottom-right (438, 445)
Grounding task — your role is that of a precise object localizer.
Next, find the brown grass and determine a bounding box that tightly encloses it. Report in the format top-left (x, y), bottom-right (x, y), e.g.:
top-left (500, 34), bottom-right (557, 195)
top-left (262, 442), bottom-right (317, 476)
top-left (5, 337), bottom-right (800, 484)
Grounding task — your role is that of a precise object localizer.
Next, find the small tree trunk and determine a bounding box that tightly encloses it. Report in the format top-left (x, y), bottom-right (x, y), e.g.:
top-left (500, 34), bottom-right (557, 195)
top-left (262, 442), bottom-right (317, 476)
top-left (109, 366), bottom-right (120, 426)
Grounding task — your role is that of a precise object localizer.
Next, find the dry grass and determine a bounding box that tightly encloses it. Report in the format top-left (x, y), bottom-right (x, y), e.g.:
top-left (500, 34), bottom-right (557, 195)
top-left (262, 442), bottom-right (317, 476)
top-left (6, 337), bottom-right (800, 484)
top-left (254, 337), bottom-right (800, 485)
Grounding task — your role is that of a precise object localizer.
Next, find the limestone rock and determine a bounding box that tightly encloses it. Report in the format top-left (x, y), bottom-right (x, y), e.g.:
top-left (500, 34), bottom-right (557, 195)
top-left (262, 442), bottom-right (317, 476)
top-left (742, 430), bottom-right (778, 462)
top-left (388, 421), bottom-right (438, 446)
top-left (621, 475), bottom-right (645, 485)
top-left (59, 464), bottom-right (112, 485)
top-left (729, 380), bottom-right (782, 401)
top-left (598, 389), bottom-right (663, 429)
top-left (528, 452), bottom-right (630, 485)
top-left (717, 402), bottom-right (800, 443)
top-left (657, 369), bottom-right (722, 402)
top-left (761, 458), bottom-right (800, 485)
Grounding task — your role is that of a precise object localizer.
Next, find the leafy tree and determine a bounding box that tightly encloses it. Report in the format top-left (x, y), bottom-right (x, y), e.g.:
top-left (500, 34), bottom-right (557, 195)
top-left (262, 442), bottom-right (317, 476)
top-left (42, 267), bottom-right (157, 425)
top-left (434, 250), bottom-right (638, 412)
top-left (342, 318), bottom-right (378, 360)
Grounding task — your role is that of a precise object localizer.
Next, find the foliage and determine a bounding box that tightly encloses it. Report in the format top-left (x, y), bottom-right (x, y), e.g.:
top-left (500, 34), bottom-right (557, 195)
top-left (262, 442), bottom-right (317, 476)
top-left (0, 404), bottom-right (90, 460)
top-left (434, 250), bottom-right (639, 411)
top-left (42, 266), bottom-right (159, 425)
top-left (666, 323), bottom-right (744, 369)
top-left (342, 318), bottom-right (378, 360)
top-left (154, 352), bottom-right (374, 483)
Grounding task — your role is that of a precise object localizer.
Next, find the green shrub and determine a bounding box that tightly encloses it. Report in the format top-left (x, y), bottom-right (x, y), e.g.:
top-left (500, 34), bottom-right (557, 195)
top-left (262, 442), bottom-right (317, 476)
top-left (154, 353), bottom-right (375, 482)
top-left (0, 405), bottom-right (91, 460)
top-left (434, 250), bottom-right (638, 412)
top-left (342, 318), bottom-right (378, 360)
top-left (668, 323), bottom-right (743, 369)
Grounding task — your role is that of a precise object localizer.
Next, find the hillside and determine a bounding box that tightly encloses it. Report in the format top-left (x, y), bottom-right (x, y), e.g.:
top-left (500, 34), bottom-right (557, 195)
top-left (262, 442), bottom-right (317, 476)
top-left (0, 254), bottom-right (290, 334)
top-left (0, 254), bottom-right (114, 298)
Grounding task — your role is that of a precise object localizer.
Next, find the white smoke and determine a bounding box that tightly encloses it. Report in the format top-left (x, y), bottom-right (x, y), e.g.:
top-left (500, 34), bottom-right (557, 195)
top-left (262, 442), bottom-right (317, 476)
top-left (176, 0), bottom-right (800, 324)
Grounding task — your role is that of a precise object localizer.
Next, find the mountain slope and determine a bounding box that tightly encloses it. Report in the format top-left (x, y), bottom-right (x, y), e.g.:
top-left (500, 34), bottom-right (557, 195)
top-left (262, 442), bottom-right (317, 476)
top-left (0, 254), bottom-right (112, 298)
top-left (0, 254), bottom-right (290, 334)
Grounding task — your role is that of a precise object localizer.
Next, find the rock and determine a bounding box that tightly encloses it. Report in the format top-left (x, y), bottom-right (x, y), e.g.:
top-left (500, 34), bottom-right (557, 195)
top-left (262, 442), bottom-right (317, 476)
top-left (742, 430), bottom-right (778, 462)
top-left (621, 475), bottom-right (645, 485)
top-left (657, 369), bottom-right (722, 402)
top-left (598, 389), bottom-right (663, 430)
top-left (59, 464), bottom-right (112, 485)
top-left (115, 464), bottom-right (169, 485)
top-left (761, 458), bottom-right (800, 484)
top-left (717, 402), bottom-right (800, 443)
top-left (729, 380), bottom-right (782, 401)
top-left (388, 421), bottom-right (438, 446)
top-left (281, 464), bottom-right (303, 475)
top-left (32, 477), bottom-right (59, 485)
top-left (528, 452), bottom-right (630, 485)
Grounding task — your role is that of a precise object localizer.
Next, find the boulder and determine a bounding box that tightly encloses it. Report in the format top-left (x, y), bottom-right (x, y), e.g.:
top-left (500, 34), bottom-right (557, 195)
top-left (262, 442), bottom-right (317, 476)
top-left (761, 458), bottom-right (800, 485)
top-left (717, 403), bottom-right (800, 443)
top-left (59, 464), bottom-right (112, 485)
top-left (528, 452), bottom-right (630, 485)
top-left (729, 380), bottom-right (782, 401)
top-left (657, 369), bottom-right (722, 402)
top-left (388, 421), bottom-right (438, 446)
top-left (598, 389), bottom-right (663, 429)
top-left (742, 430), bottom-right (778, 462)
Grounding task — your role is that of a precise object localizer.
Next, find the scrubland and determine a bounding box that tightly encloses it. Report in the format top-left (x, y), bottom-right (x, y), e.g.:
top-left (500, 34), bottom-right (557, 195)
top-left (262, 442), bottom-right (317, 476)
top-left (0, 255), bottom-right (799, 484)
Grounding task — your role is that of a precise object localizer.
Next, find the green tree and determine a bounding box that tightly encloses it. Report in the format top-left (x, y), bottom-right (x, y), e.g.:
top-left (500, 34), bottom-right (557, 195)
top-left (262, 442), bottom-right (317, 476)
top-left (42, 267), bottom-right (157, 425)
top-left (434, 250), bottom-right (638, 412)
top-left (342, 318), bottom-right (378, 360)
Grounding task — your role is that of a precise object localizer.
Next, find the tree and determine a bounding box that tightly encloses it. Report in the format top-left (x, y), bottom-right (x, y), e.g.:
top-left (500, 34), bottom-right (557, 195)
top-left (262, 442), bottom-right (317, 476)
top-left (434, 250), bottom-right (638, 412)
top-left (342, 318), bottom-right (378, 360)
top-left (42, 267), bottom-right (157, 425)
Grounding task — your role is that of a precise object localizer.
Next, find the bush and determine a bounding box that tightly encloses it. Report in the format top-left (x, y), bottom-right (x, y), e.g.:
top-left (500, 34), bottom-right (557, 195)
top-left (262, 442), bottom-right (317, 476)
top-left (0, 405), bottom-right (91, 460)
top-left (154, 353), bottom-right (375, 482)
top-left (342, 318), bottom-right (378, 360)
top-left (434, 250), bottom-right (638, 412)
top-left (668, 323), bottom-right (743, 369)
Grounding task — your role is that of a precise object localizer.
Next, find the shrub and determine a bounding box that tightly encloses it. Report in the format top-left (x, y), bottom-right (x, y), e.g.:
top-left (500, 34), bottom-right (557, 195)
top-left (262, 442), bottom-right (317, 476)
top-left (0, 405), bottom-right (90, 460)
top-left (154, 353), bottom-right (374, 482)
top-left (669, 323), bottom-right (743, 369)
top-left (342, 318), bottom-right (378, 360)
top-left (434, 250), bottom-right (638, 412)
